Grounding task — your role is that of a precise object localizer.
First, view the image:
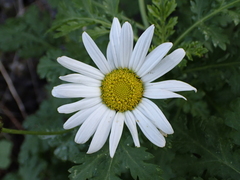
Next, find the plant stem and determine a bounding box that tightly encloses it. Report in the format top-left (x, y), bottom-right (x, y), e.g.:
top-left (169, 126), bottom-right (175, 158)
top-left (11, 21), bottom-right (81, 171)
top-left (138, 0), bottom-right (149, 28)
top-left (184, 61), bottom-right (240, 73)
top-left (174, 0), bottom-right (240, 47)
top-left (1, 127), bottom-right (71, 135)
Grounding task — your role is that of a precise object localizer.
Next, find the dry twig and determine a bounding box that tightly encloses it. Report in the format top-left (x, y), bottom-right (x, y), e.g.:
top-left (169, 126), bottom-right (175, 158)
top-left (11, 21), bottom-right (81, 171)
top-left (0, 61), bottom-right (27, 119)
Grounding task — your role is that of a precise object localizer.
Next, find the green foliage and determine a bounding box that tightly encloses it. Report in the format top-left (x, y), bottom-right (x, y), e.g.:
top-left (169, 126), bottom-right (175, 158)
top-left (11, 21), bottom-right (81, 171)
top-left (69, 137), bottom-right (162, 180)
top-left (0, 6), bottom-right (54, 58)
top-left (181, 41), bottom-right (208, 61)
top-left (189, 0), bottom-right (240, 51)
top-left (171, 116), bottom-right (240, 179)
top-left (16, 97), bottom-right (75, 180)
top-left (0, 140), bottom-right (13, 169)
top-left (37, 49), bottom-right (68, 82)
top-left (147, 0), bottom-right (178, 43)
top-left (224, 98), bottom-right (240, 146)
top-left (48, 0), bottom-right (115, 39)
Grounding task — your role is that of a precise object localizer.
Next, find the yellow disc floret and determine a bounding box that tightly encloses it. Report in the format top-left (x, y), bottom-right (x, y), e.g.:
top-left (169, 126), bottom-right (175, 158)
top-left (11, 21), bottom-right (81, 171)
top-left (101, 68), bottom-right (144, 112)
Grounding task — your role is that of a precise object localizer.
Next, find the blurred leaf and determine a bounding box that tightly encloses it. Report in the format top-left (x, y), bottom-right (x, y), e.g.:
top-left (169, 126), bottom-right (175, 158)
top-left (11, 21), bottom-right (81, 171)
top-left (18, 135), bottom-right (48, 180)
top-left (0, 6), bottom-right (54, 58)
top-left (224, 98), bottom-right (240, 145)
top-left (171, 117), bottom-right (240, 179)
top-left (0, 140), bottom-right (13, 169)
top-left (37, 49), bottom-right (69, 82)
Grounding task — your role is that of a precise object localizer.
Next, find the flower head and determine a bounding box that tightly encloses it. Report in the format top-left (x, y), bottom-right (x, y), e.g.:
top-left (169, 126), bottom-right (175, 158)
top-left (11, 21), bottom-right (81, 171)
top-left (52, 17), bottom-right (196, 157)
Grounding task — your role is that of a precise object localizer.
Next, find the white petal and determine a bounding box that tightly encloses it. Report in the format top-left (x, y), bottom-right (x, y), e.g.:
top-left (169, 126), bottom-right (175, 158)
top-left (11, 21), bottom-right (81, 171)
top-left (128, 25), bottom-right (154, 71)
top-left (144, 87), bottom-right (186, 100)
top-left (125, 111), bottom-right (140, 147)
top-left (58, 97), bottom-right (102, 114)
top-left (63, 103), bottom-right (101, 129)
top-left (145, 80), bottom-right (197, 92)
top-left (74, 104), bottom-right (108, 144)
top-left (132, 108), bottom-right (166, 147)
top-left (109, 112), bottom-right (124, 157)
top-left (138, 98), bottom-right (173, 134)
top-left (57, 56), bottom-right (104, 80)
top-left (109, 17), bottom-right (121, 68)
top-left (106, 42), bottom-right (116, 70)
top-left (87, 109), bottom-right (115, 154)
top-left (59, 74), bottom-right (101, 87)
top-left (142, 48), bottom-right (185, 82)
top-left (119, 22), bottom-right (133, 68)
top-left (138, 42), bottom-right (173, 77)
top-left (52, 84), bottom-right (100, 98)
top-left (82, 32), bottom-right (111, 74)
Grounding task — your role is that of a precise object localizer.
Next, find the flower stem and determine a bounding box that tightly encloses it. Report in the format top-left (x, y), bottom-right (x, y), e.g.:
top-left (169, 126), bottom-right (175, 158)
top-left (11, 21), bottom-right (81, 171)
top-left (174, 0), bottom-right (240, 47)
top-left (1, 127), bottom-right (71, 135)
top-left (138, 0), bottom-right (149, 28)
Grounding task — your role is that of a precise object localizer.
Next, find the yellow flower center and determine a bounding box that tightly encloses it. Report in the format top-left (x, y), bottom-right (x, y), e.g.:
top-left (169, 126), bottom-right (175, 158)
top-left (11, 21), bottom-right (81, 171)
top-left (101, 68), bottom-right (144, 112)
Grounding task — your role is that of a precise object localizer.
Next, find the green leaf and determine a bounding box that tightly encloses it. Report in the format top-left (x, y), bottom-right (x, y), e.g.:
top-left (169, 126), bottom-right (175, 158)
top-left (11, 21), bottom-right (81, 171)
top-left (103, 0), bottom-right (120, 16)
top-left (224, 98), bottom-right (240, 145)
top-left (171, 117), bottom-right (240, 179)
top-left (201, 24), bottom-right (229, 50)
top-left (37, 49), bottom-right (69, 82)
top-left (69, 137), bottom-right (162, 180)
top-left (147, 0), bottom-right (178, 43)
top-left (176, 91), bottom-right (209, 118)
top-left (118, 138), bottom-right (162, 180)
top-left (48, 0), bottom-right (112, 38)
top-left (180, 41), bottom-right (208, 61)
top-left (69, 145), bottom-right (121, 180)
top-left (85, 26), bottom-right (109, 40)
top-left (174, 0), bottom-right (240, 48)
top-left (0, 140), bottom-right (13, 169)
top-left (18, 135), bottom-right (48, 180)
top-left (0, 5), bottom-right (53, 58)
top-left (49, 131), bottom-right (81, 161)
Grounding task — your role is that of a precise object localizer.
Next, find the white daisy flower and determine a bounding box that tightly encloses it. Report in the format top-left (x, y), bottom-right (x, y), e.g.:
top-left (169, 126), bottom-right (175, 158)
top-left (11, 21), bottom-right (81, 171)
top-left (52, 17), bottom-right (196, 158)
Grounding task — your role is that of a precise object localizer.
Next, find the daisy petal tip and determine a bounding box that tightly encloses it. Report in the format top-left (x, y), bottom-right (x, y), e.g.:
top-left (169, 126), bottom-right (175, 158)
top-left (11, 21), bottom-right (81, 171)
top-left (57, 56), bottom-right (73, 65)
top-left (74, 136), bottom-right (82, 144)
top-left (160, 142), bottom-right (166, 148)
top-left (57, 106), bottom-right (66, 114)
top-left (161, 42), bottom-right (173, 50)
top-left (177, 48), bottom-right (186, 56)
top-left (63, 123), bottom-right (70, 130)
top-left (158, 138), bottom-right (166, 148)
top-left (112, 17), bottom-right (120, 25)
top-left (51, 88), bottom-right (58, 97)
top-left (57, 56), bottom-right (67, 62)
top-left (123, 21), bottom-right (131, 27)
top-left (59, 76), bottom-right (64, 80)
top-left (166, 42), bottom-right (173, 47)
top-left (109, 150), bottom-right (115, 158)
top-left (86, 148), bottom-right (96, 154)
top-left (193, 87), bottom-right (197, 93)
top-left (168, 129), bottom-right (174, 135)
top-left (82, 31), bottom-right (88, 36)
top-left (178, 94), bottom-right (187, 101)
top-left (150, 24), bottom-right (155, 31)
